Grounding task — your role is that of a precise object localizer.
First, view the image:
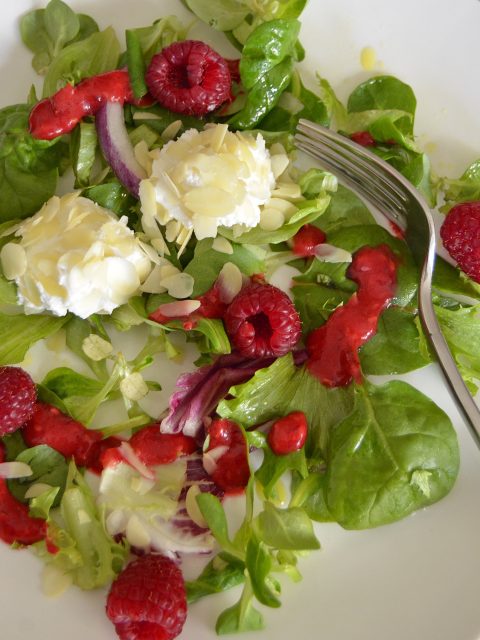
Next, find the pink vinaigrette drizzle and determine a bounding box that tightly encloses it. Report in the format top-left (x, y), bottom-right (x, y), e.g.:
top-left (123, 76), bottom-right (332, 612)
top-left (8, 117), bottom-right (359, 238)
top-left (307, 244), bottom-right (398, 387)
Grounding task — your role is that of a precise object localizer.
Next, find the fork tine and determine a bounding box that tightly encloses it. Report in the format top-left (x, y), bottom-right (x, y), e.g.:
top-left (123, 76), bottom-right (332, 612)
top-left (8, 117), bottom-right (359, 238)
top-left (297, 120), bottom-right (411, 205)
top-left (295, 137), bottom-right (406, 222)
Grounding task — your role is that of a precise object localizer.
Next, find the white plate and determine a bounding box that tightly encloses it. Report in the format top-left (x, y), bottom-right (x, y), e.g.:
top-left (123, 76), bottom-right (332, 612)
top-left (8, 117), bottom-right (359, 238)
top-left (1, 1), bottom-right (480, 639)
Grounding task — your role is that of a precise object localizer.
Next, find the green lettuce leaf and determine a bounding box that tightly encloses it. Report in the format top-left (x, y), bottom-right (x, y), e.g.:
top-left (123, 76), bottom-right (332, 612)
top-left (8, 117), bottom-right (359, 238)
top-left (0, 311), bottom-right (68, 364)
top-left (218, 354), bottom-right (354, 457)
top-left (35, 462), bottom-right (127, 589)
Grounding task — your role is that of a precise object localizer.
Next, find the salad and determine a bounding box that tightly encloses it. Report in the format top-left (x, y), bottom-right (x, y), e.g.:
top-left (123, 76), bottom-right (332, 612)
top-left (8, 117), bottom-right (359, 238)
top-left (1, 1), bottom-right (480, 639)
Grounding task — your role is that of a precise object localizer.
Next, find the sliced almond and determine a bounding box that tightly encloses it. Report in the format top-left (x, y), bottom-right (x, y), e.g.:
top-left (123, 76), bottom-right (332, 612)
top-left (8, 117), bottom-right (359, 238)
top-left (140, 264), bottom-right (168, 294)
top-left (212, 236), bottom-right (233, 255)
top-left (314, 243), bottom-right (353, 263)
top-left (270, 154), bottom-right (290, 179)
top-left (160, 272), bottom-right (194, 299)
top-left (0, 461), bottom-right (32, 479)
top-left (217, 262), bottom-right (243, 303)
top-left (183, 187), bottom-right (236, 217)
top-left (24, 483), bottom-right (53, 499)
top-left (156, 299), bottom-right (201, 317)
top-left (185, 485), bottom-right (207, 528)
top-left (259, 207), bottom-right (285, 231)
top-left (203, 445), bottom-right (229, 475)
top-left (126, 514), bottom-right (151, 548)
top-left (82, 334), bottom-right (113, 361)
top-left (272, 182), bottom-right (302, 200)
top-left (41, 565), bottom-right (73, 598)
top-left (120, 372), bottom-right (149, 402)
top-left (1, 242), bottom-right (27, 279)
top-left (161, 120), bottom-right (183, 141)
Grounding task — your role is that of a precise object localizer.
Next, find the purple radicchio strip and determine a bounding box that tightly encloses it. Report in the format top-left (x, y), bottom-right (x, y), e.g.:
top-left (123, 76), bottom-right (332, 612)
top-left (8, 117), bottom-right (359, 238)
top-left (160, 353), bottom-right (275, 437)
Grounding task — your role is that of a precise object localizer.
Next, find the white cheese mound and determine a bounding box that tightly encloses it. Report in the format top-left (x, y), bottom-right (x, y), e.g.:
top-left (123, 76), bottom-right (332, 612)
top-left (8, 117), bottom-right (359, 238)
top-left (139, 123), bottom-right (276, 240)
top-left (0, 192), bottom-right (152, 318)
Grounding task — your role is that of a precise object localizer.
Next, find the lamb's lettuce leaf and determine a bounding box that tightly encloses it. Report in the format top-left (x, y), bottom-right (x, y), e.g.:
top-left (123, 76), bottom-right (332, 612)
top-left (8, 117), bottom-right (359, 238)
top-left (20, 0), bottom-right (99, 76)
top-left (42, 26), bottom-right (120, 96)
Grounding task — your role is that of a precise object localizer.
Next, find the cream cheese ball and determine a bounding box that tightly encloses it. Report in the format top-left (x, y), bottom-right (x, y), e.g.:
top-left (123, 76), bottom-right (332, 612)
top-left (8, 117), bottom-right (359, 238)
top-left (0, 192), bottom-right (152, 318)
top-left (139, 123), bottom-right (275, 241)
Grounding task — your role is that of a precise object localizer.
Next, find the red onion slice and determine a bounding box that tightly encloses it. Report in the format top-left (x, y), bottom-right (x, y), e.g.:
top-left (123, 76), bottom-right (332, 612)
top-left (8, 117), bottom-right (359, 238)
top-left (96, 101), bottom-right (147, 198)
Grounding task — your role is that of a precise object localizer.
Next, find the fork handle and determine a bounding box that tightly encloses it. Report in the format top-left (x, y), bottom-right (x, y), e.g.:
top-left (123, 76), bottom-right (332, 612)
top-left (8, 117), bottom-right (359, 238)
top-left (420, 287), bottom-right (480, 448)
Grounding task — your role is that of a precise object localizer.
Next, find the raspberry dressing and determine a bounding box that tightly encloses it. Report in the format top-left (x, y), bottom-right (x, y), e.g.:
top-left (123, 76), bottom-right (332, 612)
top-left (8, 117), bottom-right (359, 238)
top-left (206, 418), bottom-right (250, 492)
top-left (268, 411), bottom-right (308, 455)
top-left (307, 244), bottom-right (397, 387)
top-left (29, 69), bottom-right (150, 140)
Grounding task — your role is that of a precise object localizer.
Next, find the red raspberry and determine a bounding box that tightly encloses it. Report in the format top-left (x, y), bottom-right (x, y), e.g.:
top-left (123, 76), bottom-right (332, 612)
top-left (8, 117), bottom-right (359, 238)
top-left (292, 224), bottom-right (326, 257)
top-left (267, 411), bottom-right (308, 455)
top-left (350, 131), bottom-right (376, 147)
top-left (223, 283), bottom-right (302, 358)
top-left (106, 554), bottom-right (187, 640)
top-left (23, 403), bottom-right (102, 468)
top-left (145, 40), bottom-right (231, 117)
top-left (0, 366), bottom-right (36, 436)
top-left (440, 201), bottom-right (480, 283)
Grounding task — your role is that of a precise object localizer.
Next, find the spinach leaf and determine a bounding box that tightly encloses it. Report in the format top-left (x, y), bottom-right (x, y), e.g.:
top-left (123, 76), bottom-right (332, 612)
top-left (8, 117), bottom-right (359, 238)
top-left (239, 19), bottom-right (300, 91)
top-left (229, 56), bottom-right (295, 130)
top-left (0, 104), bottom-right (67, 220)
top-left (290, 471), bottom-right (334, 522)
top-left (0, 311), bottom-right (68, 364)
top-left (347, 75), bottom-right (416, 118)
top-left (292, 282), bottom-right (350, 334)
top-left (259, 70), bottom-right (329, 133)
top-left (42, 27), bottom-right (120, 96)
top-left (359, 306), bottom-right (432, 375)
top-left (325, 381), bottom-right (459, 529)
top-left (229, 19), bottom-right (300, 129)
top-left (313, 184), bottom-right (376, 233)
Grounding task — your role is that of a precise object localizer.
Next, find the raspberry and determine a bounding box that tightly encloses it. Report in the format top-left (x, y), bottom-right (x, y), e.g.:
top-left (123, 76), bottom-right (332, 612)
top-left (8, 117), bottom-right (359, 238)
top-left (106, 554), bottom-right (187, 640)
top-left (145, 40), bottom-right (231, 117)
top-left (0, 366), bottom-right (36, 436)
top-left (267, 411), bottom-right (308, 455)
top-left (292, 224), bottom-right (326, 257)
top-left (23, 403), bottom-right (102, 468)
top-left (440, 201), bottom-right (480, 283)
top-left (223, 283), bottom-right (302, 358)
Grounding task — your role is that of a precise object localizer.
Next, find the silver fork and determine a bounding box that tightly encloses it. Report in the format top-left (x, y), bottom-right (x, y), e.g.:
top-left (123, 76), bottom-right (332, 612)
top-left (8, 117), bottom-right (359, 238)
top-left (295, 118), bottom-right (480, 448)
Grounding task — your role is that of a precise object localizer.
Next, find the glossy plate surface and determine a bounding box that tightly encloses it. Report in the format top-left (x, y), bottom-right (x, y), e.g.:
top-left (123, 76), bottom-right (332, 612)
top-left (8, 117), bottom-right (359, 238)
top-left (1, 1), bottom-right (480, 639)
